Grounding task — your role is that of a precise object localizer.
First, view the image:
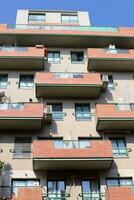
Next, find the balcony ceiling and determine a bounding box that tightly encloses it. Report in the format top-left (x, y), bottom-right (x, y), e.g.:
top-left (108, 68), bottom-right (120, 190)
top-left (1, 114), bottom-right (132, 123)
top-left (33, 158), bottom-right (113, 170)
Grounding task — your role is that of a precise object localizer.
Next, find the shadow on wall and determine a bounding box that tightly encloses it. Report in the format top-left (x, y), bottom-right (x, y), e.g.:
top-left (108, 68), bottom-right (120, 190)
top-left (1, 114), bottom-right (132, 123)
top-left (1, 163), bottom-right (13, 186)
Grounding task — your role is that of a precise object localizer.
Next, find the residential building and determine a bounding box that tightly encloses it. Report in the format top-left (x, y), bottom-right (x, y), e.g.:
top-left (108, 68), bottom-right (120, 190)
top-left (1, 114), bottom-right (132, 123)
top-left (0, 9), bottom-right (134, 200)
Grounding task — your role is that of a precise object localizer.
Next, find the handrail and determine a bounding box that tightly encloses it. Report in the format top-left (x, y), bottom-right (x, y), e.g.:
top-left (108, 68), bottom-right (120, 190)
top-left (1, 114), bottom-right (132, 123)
top-left (44, 192), bottom-right (70, 199)
top-left (10, 149), bottom-right (32, 153)
top-left (79, 192), bottom-right (104, 199)
top-left (112, 147), bottom-right (129, 157)
top-left (7, 24), bottom-right (118, 32)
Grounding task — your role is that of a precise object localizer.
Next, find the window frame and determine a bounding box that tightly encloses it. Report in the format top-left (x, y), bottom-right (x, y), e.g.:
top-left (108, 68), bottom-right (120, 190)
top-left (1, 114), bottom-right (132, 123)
top-left (108, 75), bottom-right (115, 90)
top-left (71, 51), bottom-right (84, 64)
top-left (75, 103), bottom-right (91, 121)
top-left (28, 13), bottom-right (46, 22)
top-left (47, 51), bottom-right (61, 64)
top-left (106, 177), bottom-right (132, 187)
top-left (0, 74), bottom-right (8, 89)
top-left (61, 14), bottom-right (78, 24)
top-left (19, 74), bottom-right (34, 89)
top-left (47, 103), bottom-right (63, 121)
top-left (81, 179), bottom-right (100, 198)
top-left (110, 137), bottom-right (128, 158)
top-left (47, 179), bottom-right (66, 197)
top-left (13, 137), bottom-right (32, 159)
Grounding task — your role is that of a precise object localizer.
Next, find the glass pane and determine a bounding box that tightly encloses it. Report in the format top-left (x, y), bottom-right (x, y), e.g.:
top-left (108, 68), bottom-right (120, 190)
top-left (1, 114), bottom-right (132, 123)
top-left (91, 180), bottom-right (100, 199)
top-left (54, 140), bottom-right (63, 148)
top-left (20, 75), bottom-right (34, 88)
top-left (70, 16), bottom-right (78, 23)
top-left (120, 179), bottom-right (132, 186)
top-left (0, 75), bottom-right (7, 88)
top-left (0, 104), bottom-right (8, 110)
top-left (79, 140), bottom-right (90, 148)
top-left (27, 180), bottom-right (39, 186)
top-left (29, 14), bottom-right (45, 22)
top-left (82, 181), bottom-right (91, 193)
top-left (57, 181), bottom-right (65, 192)
top-left (106, 179), bottom-right (119, 186)
top-left (52, 104), bottom-right (62, 112)
top-left (62, 16), bottom-right (69, 22)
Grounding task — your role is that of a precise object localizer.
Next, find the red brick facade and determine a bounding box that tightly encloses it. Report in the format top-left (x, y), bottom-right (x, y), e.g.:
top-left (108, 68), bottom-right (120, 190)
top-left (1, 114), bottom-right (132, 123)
top-left (106, 186), bottom-right (134, 200)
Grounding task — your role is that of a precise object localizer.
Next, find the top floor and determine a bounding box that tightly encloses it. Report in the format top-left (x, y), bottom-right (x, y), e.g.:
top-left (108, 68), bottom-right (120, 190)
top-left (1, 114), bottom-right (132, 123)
top-left (16, 9), bottom-right (90, 26)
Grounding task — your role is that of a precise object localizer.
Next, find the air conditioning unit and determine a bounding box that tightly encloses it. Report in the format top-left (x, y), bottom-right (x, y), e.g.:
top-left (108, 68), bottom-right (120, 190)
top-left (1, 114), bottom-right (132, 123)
top-left (101, 75), bottom-right (109, 91)
top-left (44, 105), bottom-right (52, 123)
top-left (46, 105), bottom-right (52, 114)
top-left (102, 74), bottom-right (109, 82)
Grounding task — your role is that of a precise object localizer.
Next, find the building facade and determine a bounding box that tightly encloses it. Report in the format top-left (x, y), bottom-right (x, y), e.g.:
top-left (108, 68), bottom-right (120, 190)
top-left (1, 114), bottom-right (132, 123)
top-left (0, 9), bottom-right (134, 200)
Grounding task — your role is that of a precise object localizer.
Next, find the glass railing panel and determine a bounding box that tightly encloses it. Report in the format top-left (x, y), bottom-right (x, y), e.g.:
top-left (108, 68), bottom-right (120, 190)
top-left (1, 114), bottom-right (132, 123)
top-left (53, 72), bottom-right (84, 79)
top-left (54, 140), bottom-right (90, 149)
top-left (75, 112), bottom-right (91, 120)
top-left (0, 103), bottom-right (24, 110)
top-left (0, 47), bottom-right (28, 52)
top-left (79, 192), bottom-right (102, 200)
top-left (113, 147), bottom-right (129, 157)
top-left (7, 24), bottom-right (118, 32)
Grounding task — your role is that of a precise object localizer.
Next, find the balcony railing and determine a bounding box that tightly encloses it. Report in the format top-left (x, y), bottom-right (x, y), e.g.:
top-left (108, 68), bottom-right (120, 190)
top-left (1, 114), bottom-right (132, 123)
top-left (53, 72), bottom-right (84, 79)
top-left (7, 24), bottom-right (118, 32)
top-left (44, 192), bottom-right (70, 200)
top-left (74, 111), bottom-right (91, 120)
top-left (0, 186), bottom-right (70, 200)
top-left (54, 140), bottom-right (90, 149)
top-left (79, 192), bottom-right (104, 200)
top-left (52, 112), bottom-right (66, 120)
top-left (0, 46), bottom-right (28, 52)
top-left (105, 48), bottom-right (129, 54)
top-left (115, 103), bottom-right (134, 111)
top-left (0, 103), bottom-right (24, 110)
top-left (0, 186), bottom-right (44, 199)
top-left (10, 148), bottom-right (32, 158)
top-left (112, 147), bottom-right (129, 157)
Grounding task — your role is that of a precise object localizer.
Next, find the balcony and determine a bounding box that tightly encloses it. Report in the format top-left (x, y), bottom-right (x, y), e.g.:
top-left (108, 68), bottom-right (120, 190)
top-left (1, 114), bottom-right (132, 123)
top-left (0, 186), bottom-right (70, 200)
top-left (106, 186), bottom-right (134, 200)
top-left (0, 103), bottom-right (44, 130)
top-left (0, 46), bottom-right (45, 70)
top-left (35, 72), bottom-right (106, 98)
top-left (33, 140), bottom-right (113, 170)
top-left (0, 186), bottom-right (43, 200)
top-left (96, 104), bottom-right (134, 131)
top-left (88, 48), bottom-right (134, 72)
top-left (0, 24), bottom-right (134, 48)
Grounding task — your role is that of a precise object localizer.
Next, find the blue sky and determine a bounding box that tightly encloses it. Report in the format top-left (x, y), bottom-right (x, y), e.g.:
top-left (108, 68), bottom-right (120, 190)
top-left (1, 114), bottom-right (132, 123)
top-left (1, 0), bottom-right (134, 27)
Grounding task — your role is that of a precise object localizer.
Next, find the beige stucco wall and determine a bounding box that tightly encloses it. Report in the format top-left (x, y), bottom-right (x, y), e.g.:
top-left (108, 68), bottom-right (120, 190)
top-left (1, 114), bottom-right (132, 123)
top-left (16, 10), bottom-right (90, 26)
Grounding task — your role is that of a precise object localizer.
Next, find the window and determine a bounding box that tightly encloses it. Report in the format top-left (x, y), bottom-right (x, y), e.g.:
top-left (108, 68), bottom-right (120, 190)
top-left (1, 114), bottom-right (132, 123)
top-left (75, 104), bottom-right (91, 120)
top-left (106, 178), bottom-right (132, 187)
top-left (110, 138), bottom-right (128, 157)
top-left (13, 137), bottom-right (31, 158)
top-left (19, 75), bottom-right (34, 89)
top-left (54, 139), bottom-right (90, 149)
top-left (0, 74), bottom-right (8, 89)
top-left (47, 180), bottom-right (66, 199)
top-left (28, 14), bottom-right (46, 22)
top-left (12, 179), bottom-right (40, 195)
top-left (61, 14), bottom-right (78, 23)
top-left (54, 73), bottom-right (83, 79)
top-left (71, 52), bottom-right (84, 63)
top-left (116, 103), bottom-right (134, 111)
top-left (47, 103), bottom-right (63, 120)
top-left (108, 75), bottom-right (115, 90)
top-left (81, 179), bottom-right (100, 199)
top-left (47, 52), bottom-right (60, 63)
